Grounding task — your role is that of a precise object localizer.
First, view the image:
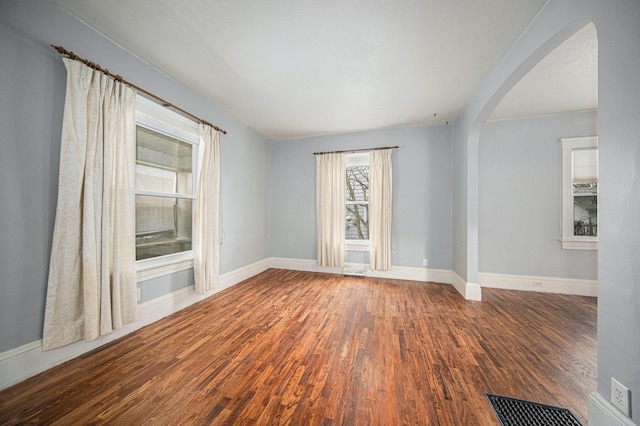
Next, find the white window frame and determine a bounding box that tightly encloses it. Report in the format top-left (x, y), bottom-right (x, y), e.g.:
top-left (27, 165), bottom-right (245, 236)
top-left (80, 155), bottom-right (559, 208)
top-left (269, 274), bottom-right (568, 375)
top-left (135, 97), bottom-right (200, 282)
top-left (561, 136), bottom-right (598, 250)
top-left (345, 152), bottom-right (371, 252)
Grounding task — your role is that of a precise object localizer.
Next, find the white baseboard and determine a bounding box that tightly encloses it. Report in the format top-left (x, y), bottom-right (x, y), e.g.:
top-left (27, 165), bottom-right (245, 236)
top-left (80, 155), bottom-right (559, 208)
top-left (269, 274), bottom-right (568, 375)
top-left (220, 258), bottom-right (270, 289)
top-left (588, 391), bottom-right (637, 426)
top-left (0, 258), bottom-right (270, 391)
top-left (451, 271), bottom-right (482, 301)
top-left (268, 257), bottom-right (452, 284)
top-left (478, 272), bottom-right (598, 297)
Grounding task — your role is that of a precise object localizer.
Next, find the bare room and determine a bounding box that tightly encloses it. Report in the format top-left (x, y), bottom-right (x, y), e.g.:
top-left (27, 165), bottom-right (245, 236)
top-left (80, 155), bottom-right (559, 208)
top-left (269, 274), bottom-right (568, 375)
top-left (1, 1), bottom-right (639, 425)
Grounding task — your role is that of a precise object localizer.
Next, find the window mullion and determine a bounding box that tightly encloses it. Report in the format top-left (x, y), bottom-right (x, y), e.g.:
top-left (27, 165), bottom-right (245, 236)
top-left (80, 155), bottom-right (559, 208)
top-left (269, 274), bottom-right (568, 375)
top-left (135, 190), bottom-right (195, 200)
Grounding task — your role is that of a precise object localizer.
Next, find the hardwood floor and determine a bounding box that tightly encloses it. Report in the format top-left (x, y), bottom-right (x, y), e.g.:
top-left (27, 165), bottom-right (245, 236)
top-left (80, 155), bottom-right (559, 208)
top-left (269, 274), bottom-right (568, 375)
top-left (0, 269), bottom-right (597, 425)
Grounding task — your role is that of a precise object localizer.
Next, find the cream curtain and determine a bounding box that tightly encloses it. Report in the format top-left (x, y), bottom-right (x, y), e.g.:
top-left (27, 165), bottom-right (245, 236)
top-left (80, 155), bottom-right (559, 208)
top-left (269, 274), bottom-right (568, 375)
top-left (316, 153), bottom-right (346, 267)
top-left (43, 59), bottom-right (137, 350)
top-left (194, 124), bottom-right (221, 294)
top-left (369, 149), bottom-right (393, 270)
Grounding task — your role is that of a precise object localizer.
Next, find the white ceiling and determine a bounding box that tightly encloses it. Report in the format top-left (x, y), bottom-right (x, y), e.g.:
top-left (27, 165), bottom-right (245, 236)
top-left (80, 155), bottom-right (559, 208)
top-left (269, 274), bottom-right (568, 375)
top-left (489, 22), bottom-right (597, 121)
top-left (53, 0), bottom-right (597, 141)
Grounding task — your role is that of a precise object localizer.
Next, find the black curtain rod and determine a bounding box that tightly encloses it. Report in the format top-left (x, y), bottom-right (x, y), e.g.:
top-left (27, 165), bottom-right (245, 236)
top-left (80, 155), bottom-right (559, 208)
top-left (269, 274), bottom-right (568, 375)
top-left (51, 45), bottom-right (227, 135)
top-left (313, 145), bottom-right (399, 155)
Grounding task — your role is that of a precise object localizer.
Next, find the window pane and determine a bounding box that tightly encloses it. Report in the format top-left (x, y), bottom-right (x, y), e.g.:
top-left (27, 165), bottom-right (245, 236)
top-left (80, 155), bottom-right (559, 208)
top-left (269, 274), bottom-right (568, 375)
top-left (571, 148), bottom-right (597, 237)
top-left (346, 204), bottom-right (369, 239)
top-left (572, 148), bottom-right (597, 184)
top-left (136, 163), bottom-right (176, 193)
top-left (136, 126), bottom-right (192, 196)
top-left (346, 166), bottom-right (369, 202)
top-left (135, 195), bottom-right (192, 260)
top-left (574, 195), bottom-right (597, 237)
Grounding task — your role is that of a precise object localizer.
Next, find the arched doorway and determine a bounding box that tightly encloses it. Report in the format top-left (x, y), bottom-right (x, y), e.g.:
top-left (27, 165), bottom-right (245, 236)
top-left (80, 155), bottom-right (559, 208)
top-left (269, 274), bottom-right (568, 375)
top-left (478, 23), bottom-right (598, 295)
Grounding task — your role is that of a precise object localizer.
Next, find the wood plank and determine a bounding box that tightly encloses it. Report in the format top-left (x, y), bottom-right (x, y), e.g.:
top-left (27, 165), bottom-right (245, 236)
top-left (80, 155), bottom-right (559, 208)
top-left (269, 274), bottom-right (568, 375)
top-left (0, 269), bottom-right (597, 425)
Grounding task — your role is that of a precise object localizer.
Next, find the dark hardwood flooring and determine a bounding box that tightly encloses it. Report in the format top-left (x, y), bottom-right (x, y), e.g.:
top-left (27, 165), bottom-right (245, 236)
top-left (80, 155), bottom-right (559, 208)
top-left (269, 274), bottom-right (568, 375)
top-left (0, 269), bottom-right (597, 425)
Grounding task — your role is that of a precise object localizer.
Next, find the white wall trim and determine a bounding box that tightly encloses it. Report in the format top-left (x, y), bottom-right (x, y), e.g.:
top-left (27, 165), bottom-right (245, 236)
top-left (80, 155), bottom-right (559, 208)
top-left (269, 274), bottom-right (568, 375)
top-left (479, 272), bottom-right (598, 297)
top-left (451, 270), bottom-right (482, 301)
top-left (136, 256), bottom-right (194, 282)
top-left (0, 340), bottom-right (42, 363)
top-left (0, 258), bottom-right (270, 391)
top-left (467, 282), bottom-right (482, 301)
top-left (268, 257), bottom-right (452, 284)
top-left (220, 258), bottom-right (270, 289)
top-left (561, 238), bottom-right (598, 251)
top-left (451, 271), bottom-right (466, 297)
top-left (588, 391), bottom-right (637, 426)
top-left (560, 136), bottom-right (598, 250)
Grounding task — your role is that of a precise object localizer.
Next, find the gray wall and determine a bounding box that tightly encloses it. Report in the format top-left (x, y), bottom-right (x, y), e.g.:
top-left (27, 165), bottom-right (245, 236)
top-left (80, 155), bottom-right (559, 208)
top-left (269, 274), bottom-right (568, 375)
top-left (479, 111), bottom-right (598, 280)
top-left (452, 0), bottom-right (640, 420)
top-left (271, 126), bottom-right (452, 270)
top-left (0, 1), bottom-right (271, 352)
top-left (451, 121), bottom-right (472, 282)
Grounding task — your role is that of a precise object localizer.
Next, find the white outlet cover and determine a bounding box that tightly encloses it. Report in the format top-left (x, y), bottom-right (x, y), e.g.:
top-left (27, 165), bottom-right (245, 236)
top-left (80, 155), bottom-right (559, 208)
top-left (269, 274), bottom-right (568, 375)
top-left (611, 377), bottom-right (631, 417)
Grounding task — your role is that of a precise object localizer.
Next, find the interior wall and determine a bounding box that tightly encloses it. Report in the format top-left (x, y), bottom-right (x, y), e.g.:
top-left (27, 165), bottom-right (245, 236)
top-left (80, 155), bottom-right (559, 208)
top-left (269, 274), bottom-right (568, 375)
top-left (479, 111), bottom-right (598, 280)
top-left (451, 123), bottom-right (474, 283)
top-left (270, 126), bottom-right (453, 270)
top-left (0, 0), bottom-right (271, 353)
top-left (452, 0), bottom-right (640, 421)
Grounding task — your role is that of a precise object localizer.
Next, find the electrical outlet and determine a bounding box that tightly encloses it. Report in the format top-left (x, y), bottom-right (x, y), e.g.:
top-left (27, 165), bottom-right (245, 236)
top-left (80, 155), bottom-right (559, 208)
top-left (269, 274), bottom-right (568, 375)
top-left (422, 259), bottom-right (428, 267)
top-left (533, 281), bottom-right (543, 287)
top-left (611, 377), bottom-right (631, 416)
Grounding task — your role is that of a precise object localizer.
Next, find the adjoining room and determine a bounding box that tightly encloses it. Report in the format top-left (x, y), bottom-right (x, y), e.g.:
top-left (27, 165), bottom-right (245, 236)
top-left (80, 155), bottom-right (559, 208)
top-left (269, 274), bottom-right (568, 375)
top-left (1, 1), bottom-right (638, 425)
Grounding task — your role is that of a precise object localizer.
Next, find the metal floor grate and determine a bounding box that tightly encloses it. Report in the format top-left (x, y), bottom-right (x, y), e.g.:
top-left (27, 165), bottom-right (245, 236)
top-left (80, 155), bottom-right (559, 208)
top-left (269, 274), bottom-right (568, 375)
top-left (486, 394), bottom-right (583, 426)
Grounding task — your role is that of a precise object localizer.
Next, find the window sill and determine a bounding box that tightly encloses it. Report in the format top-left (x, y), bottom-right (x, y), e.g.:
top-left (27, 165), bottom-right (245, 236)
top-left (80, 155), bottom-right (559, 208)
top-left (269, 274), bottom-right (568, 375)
top-left (346, 240), bottom-right (370, 252)
top-left (561, 239), bottom-right (598, 250)
top-left (136, 251), bottom-right (194, 282)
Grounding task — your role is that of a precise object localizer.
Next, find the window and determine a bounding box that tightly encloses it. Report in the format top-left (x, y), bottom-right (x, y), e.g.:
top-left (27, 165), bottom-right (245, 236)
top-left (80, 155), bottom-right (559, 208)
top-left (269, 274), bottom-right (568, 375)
top-left (135, 127), bottom-right (193, 260)
top-left (345, 152), bottom-right (370, 251)
top-left (561, 136), bottom-right (598, 250)
top-left (135, 97), bottom-right (199, 280)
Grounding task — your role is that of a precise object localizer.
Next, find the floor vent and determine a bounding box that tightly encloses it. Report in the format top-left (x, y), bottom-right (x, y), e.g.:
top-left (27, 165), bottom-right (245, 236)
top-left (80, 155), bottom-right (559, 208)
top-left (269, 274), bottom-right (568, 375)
top-left (342, 265), bottom-right (365, 277)
top-left (487, 394), bottom-right (583, 426)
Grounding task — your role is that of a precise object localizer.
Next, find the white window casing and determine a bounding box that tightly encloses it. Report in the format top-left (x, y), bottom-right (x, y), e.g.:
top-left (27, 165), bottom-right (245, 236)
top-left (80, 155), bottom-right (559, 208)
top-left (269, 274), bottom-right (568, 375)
top-left (345, 152), bottom-right (370, 252)
top-left (135, 97), bottom-right (200, 281)
top-left (560, 136), bottom-right (598, 250)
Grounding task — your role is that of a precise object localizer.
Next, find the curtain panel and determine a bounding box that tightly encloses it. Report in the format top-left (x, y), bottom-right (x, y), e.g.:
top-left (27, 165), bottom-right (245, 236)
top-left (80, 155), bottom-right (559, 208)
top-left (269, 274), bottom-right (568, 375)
top-left (369, 149), bottom-right (393, 270)
top-left (194, 124), bottom-right (221, 294)
top-left (43, 59), bottom-right (137, 351)
top-left (316, 153), bottom-right (346, 267)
